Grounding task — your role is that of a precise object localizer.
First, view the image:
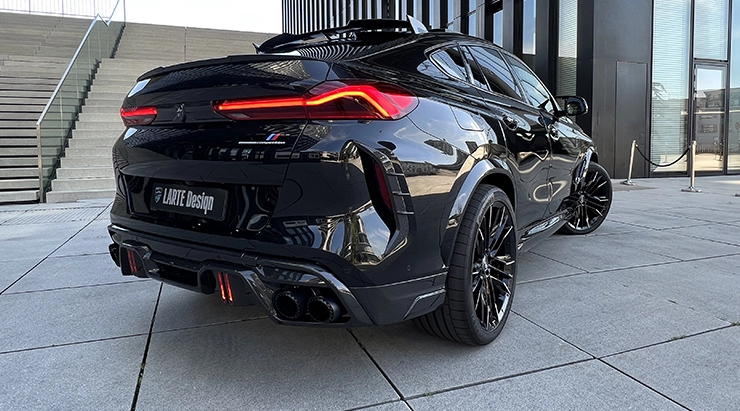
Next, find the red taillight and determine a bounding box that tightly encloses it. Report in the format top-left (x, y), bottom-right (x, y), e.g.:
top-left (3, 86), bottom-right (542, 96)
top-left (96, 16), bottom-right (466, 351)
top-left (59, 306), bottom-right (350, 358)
top-left (120, 106), bottom-right (157, 126)
top-left (214, 81), bottom-right (418, 121)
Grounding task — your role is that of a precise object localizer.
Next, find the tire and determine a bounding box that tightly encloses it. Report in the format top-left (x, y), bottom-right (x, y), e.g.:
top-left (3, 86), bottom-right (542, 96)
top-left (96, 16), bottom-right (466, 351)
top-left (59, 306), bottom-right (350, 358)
top-left (559, 162), bottom-right (613, 235)
top-left (414, 185), bottom-right (517, 345)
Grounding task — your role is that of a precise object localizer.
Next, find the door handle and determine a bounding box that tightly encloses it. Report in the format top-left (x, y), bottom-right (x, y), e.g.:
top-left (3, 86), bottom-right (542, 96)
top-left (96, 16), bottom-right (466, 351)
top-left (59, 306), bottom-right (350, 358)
top-left (502, 115), bottom-right (518, 131)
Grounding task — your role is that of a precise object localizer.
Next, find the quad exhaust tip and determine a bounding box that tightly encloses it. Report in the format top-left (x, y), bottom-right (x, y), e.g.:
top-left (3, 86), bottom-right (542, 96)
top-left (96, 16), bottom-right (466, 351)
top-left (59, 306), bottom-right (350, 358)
top-left (272, 288), bottom-right (345, 323)
top-left (273, 289), bottom-right (310, 320)
top-left (307, 295), bottom-right (344, 323)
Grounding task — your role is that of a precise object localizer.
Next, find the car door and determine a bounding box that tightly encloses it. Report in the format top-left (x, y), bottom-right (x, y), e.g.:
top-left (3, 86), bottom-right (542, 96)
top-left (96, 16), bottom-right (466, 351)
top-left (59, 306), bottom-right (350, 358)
top-left (463, 45), bottom-right (552, 229)
top-left (500, 53), bottom-right (568, 220)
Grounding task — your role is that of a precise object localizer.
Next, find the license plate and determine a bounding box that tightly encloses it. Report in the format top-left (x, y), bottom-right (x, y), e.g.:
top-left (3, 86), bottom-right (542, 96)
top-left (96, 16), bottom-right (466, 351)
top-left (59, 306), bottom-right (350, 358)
top-left (150, 184), bottom-right (228, 221)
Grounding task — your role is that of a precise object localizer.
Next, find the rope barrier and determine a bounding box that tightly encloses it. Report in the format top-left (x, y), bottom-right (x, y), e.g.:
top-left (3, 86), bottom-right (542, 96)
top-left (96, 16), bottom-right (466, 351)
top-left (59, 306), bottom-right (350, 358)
top-left (634, 145), bottom-right (690, 168)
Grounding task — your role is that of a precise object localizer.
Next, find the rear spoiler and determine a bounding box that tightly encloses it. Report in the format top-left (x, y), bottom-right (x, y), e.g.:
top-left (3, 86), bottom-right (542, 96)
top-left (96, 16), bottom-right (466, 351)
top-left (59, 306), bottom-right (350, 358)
top-left (256, 16), bottom-right (428, 54)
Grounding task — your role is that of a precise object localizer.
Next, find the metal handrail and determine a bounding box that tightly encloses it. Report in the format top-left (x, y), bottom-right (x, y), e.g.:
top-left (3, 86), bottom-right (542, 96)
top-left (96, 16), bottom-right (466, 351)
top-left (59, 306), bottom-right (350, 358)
top-left (35, 0), bottom-right (125, 202)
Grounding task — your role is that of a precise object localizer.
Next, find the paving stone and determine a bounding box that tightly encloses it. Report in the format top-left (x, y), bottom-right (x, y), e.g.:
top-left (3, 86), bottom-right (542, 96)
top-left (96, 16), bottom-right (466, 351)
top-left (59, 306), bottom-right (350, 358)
top-left (513, 273), bottom-right (729, 357)
top-left (518, 251), bottom-right (586, 283)
top-left (655, 206), bottom-right (740, 224)
top-left (0, 281), bottom-right (160, 352)
top-left (0, 211), bottom-right (24, 225)
top-left (608, 209), bottom-right (707, 230)
top-left (50, 220), bottom-right (113, 257)
top-left (582, 219), bottom-right (652, 236)
top-left (350, 314), bottom-right (589, 398)
top-left (6, 253), bottom-right (141, 293)
top-left (136, 321), bottom-right (398, 411)
top-left (605, 327), bottom-right (740, 411)
top-left (609, 261), bottom-right (740, 322)
top-left (0, 221), bottom-right (86, 262)
top-left (667, 223), bottom-right (740, 246)
top-left (152, 284), bottom-right (267, 332)
top-left (408, 360), bottom-right (683, 411)
top-left (3, 207), bottom-right (105, 225)
top-left (0, 336), bottom-right (145, 411)
top-left (0, 258), bottom-right (40, 291)
top-left (356, 401), bottom-right (412, 411)
top-left (598, 229), bottom-right (740, 261)
top-left (529, 234), bottom-right (678, 273)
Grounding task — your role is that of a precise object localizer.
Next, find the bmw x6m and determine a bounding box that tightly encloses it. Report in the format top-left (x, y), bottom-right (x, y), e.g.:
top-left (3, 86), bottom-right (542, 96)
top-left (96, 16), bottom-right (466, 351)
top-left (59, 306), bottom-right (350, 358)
top-left (108, 17), bottom-right (613, 345)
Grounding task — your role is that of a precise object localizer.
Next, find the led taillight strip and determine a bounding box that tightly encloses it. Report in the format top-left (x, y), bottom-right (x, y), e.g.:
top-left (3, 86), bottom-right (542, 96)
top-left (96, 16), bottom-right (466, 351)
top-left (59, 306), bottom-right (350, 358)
top-left (214, 82), bottom-right (418, 121)
top-left (120, 106), bottom-right (158, 126)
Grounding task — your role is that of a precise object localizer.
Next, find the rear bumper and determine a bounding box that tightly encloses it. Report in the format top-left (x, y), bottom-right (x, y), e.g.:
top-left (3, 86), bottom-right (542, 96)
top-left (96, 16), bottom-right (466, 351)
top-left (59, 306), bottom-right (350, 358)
top-left (108, 223), bottom-right (446, 327)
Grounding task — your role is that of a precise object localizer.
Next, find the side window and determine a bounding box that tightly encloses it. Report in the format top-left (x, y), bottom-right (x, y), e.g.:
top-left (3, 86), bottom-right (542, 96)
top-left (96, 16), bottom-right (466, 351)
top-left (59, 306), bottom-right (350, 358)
top-left (469, 46), bottom-right (522, 100)
top-left (505, 54), bottom-right (556, 113)
top-left (429, 46), bottom-right (468, 81)
top-left (461, 47), bottom-right (489, 90)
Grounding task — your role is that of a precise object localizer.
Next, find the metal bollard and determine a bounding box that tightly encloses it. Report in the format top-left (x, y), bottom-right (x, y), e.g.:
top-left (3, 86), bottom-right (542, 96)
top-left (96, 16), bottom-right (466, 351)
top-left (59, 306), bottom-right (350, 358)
top-left (681, 140), bottom-right (702, 193)
top-left (621, 140), bottom-right (637, 186)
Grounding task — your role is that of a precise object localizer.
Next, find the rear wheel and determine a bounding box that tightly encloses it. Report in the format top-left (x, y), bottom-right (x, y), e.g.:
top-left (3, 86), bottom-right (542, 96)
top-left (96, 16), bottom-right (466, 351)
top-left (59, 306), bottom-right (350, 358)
top-left (559, 162), bottom-right (612, 235)
top-left (414, 185), bottom-right (517, 345)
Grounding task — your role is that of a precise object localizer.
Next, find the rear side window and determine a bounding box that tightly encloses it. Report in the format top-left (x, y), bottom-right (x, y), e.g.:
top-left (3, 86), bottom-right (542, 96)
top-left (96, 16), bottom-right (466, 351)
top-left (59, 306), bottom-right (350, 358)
top-left (505, 55), bottom-right (556, 113)
top-left (468, 46), bottom-right (522, 100)
top-left (429, 46), bottom-right (468, 81)
top-left (461, 47), bottom-right (489, 90)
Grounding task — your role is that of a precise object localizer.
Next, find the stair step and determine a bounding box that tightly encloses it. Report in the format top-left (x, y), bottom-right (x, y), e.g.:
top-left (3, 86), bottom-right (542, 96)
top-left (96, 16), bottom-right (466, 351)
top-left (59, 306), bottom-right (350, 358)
top-left (0, 157), bottom-right (37, 167)
top-left (65, 147), bottom-right (114, 157)
top-left (51, 177), bottom-right (115, 191)
top-left (45, 188), bottom-right (114, 203)
top-left (0, 178), bottom-right (37, 190)
top-left (60, 156), bottom-right (112, 167)
top-left (56, 167), bottom-right (113, 179)
top-left (67, 138), bottom-right (114, 148)
top-left (0, 189), bottom-right (38, 204)
top-left (74, 121), bottom-right (125, 131)
top-left (0, 168), bottom-right (38, 178)
top-left (71, 129), bottom-right (122, 139)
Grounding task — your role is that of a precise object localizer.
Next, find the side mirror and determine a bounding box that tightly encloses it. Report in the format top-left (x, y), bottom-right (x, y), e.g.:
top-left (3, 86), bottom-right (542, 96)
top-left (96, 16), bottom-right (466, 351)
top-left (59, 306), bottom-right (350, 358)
top-left (556, 96), bottom-right (589, 117)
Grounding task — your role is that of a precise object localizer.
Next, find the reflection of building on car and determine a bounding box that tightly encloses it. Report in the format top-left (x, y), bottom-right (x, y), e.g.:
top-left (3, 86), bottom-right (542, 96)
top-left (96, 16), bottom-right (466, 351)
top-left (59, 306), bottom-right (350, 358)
top-left (108, 17), bottom-right (612, 346)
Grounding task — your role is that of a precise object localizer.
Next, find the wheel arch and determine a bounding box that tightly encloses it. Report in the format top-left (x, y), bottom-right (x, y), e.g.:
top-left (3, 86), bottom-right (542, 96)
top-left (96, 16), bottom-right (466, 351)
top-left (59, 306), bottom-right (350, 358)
top-left (440, 159), bottom-right (516, 266)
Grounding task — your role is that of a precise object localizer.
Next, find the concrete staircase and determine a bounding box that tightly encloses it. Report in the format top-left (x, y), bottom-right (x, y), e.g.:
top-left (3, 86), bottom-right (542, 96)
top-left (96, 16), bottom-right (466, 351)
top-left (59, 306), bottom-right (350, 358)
top-left (0, 12), bottom-right (90, 204)
top-left (46, 23), bottom-right (274, 203)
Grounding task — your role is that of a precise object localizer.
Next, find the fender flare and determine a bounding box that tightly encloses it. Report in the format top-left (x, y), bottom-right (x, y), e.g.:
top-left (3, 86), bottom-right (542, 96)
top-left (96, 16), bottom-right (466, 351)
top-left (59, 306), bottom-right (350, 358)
top-left (439, 158), bottom-right (516, 266)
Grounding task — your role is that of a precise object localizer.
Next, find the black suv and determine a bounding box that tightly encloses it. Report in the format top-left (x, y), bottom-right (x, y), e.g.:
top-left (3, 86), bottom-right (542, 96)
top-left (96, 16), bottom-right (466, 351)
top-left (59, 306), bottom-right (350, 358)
top-left (108, 17), bottom-right (612, 345)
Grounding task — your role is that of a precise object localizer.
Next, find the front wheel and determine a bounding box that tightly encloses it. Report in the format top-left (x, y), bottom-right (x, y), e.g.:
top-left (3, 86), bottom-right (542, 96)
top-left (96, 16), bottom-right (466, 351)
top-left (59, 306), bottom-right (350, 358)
top-left (559, 162), bottom-right (613, 235)
top-left (414, 185), bottom-right (517, 346)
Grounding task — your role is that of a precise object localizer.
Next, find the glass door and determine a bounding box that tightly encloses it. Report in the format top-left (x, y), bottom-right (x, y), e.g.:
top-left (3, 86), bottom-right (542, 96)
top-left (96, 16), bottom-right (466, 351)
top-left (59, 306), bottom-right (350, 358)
top-left (692, 64), bottom-right (727, 172)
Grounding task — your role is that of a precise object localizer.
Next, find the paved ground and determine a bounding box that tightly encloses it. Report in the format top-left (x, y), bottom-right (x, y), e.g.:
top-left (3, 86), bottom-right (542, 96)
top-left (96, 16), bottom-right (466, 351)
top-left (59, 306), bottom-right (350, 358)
top-left (1, 176), bottom-right (738, 411)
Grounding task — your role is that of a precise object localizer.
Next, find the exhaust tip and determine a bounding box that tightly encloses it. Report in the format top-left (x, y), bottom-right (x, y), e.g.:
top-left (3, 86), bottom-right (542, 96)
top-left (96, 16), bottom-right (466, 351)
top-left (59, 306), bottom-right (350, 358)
top-left (307, 295), bottom-right (343, 323)
top-left (273, 289), bottom-right (308, 320)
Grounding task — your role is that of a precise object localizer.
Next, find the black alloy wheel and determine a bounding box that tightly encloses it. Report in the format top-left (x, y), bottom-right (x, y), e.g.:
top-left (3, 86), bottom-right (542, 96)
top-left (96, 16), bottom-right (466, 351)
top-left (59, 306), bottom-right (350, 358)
top-left (559, 162), bottom-right (612, 235)
top-left (414, 185), bottom-right (517, 345)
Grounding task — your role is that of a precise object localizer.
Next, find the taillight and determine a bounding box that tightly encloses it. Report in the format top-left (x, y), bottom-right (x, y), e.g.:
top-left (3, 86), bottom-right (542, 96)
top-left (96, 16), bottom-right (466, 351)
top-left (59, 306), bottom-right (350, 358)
top-left (214, 81), bottom-right (418, 121)
top-left (120, 106), bottom-right (157, 126)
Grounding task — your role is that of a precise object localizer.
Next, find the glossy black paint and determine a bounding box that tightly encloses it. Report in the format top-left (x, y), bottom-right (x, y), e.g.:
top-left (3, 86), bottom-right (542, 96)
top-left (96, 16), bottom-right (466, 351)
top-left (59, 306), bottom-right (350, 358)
top-left (109, 26), bottom-right (605, 327)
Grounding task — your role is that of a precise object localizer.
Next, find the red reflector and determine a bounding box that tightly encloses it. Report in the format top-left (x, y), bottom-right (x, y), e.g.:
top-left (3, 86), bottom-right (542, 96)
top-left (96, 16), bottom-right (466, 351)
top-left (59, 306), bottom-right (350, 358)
top-left (120, 106), bottom-right (157, 126)
top-left (223, 273), bottom-right (234, 305)
top-left (374, 163), bottom-right (393, 210)
top-left (216, 272), bottom-right (227, 303)
top-left (126, 249), bottom-right (139, 275)
top-left (214, 81), bottom-right (418, 121)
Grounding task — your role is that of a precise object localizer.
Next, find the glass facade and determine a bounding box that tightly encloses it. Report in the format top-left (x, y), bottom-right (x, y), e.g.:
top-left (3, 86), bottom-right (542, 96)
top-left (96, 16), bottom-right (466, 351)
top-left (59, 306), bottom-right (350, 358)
top-left (651, 0), bottom-right (691, 173)
top-left (694, 0), bottom-right (729, 60)
top-left (731, 0), bottom-right (740, 171)
top-left (282, 0), bottom-right (740, 176)
top-left (556, 0), bottom-right (577, 96)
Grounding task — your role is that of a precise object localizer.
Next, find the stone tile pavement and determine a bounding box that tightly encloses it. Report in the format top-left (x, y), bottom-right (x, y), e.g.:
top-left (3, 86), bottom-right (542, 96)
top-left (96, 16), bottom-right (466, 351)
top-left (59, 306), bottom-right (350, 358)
top-left (0, 177), bottom-right (738, 410)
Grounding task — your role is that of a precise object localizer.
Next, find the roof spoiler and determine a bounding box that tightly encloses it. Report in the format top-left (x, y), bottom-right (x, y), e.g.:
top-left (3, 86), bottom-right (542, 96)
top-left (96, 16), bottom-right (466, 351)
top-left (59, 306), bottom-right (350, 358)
top-left (256, 16), bottom-right (428, 54)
